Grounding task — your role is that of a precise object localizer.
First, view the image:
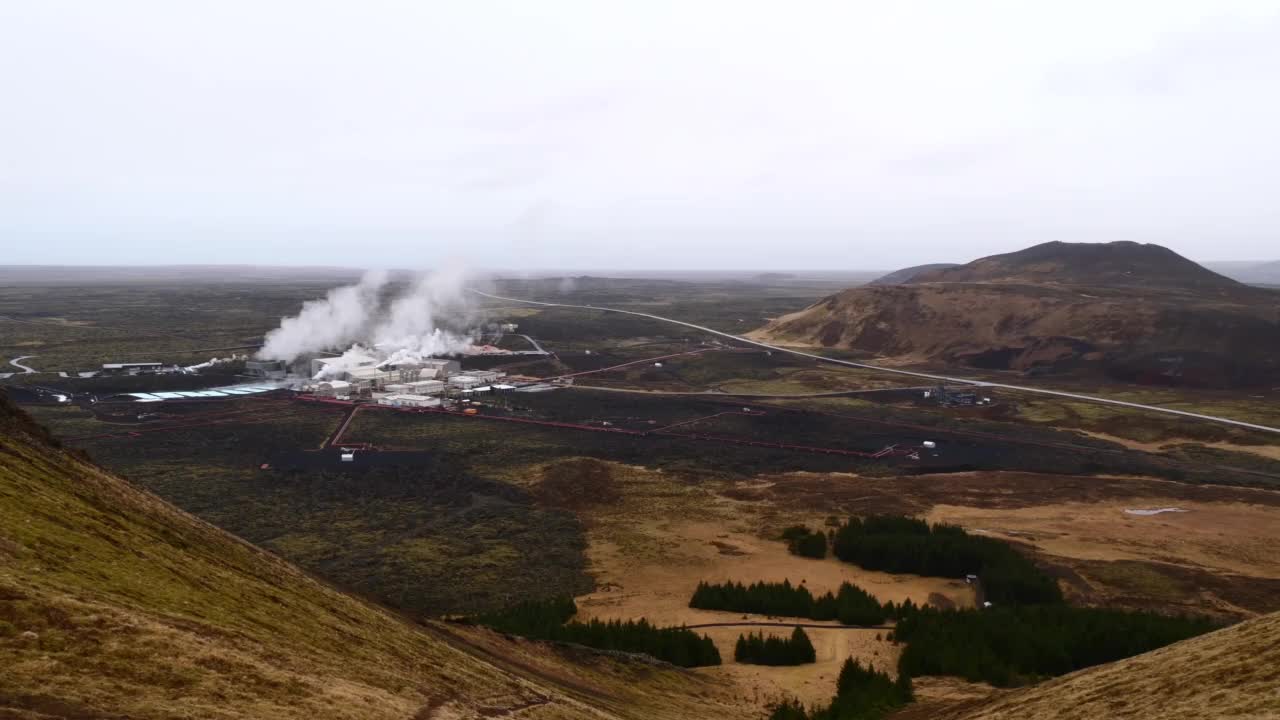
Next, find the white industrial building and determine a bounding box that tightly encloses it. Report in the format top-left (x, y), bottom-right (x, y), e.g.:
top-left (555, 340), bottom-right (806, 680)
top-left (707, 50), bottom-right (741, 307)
top-left (448, 370), bottom-right (505, 387)
top-left (377, 393), bottom-right (441, 409)
top-left (384, 379), bottom-right (445, 395)
top-left (345, 366), bottom-right (401, 390)
top-left (412, 358), bottom-right (461, 378)
top-left (314, 380), bottom-right (353, 399)
top-left (310, 353), bottom-right (460, 383)
top-left (310, 351), bottom-right (380, 379)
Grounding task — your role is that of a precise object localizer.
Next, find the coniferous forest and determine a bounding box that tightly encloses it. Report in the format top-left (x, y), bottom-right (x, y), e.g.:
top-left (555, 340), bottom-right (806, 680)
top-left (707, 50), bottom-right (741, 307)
top-left (471, 597), bottom-right (721, 667)
top-left (782, 525), bottom-right (828, 559)
top-left (761, 514), bottom-right (1220, 713)
top-left (735, 627), bottom-right (817, 665)
top-left (769, 657), bottom-right (913, 720)
top-left (892, 604), bottom-right (1216, 687)
top-left (830, 515), bottom-right (1062, 605)
top-left (690, 580), bottom-right (889, 626)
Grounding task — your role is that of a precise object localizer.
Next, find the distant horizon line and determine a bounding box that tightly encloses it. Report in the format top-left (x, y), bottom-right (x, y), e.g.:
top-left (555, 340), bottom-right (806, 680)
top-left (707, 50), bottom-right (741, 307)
top-left (2, 259), bottom-right (1275, 272)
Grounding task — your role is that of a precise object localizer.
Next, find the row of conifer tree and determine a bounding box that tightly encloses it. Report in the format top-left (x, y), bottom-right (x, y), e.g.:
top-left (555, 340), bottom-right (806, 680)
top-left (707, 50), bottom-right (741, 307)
top-left (734, 627), bottom-right (816, 665)
top-left (829, 515), bottom-right (1062, 605)
top-left (470, 597), bottom-right (721, 667)
top-left (689, 579), bottom-right (891, 626)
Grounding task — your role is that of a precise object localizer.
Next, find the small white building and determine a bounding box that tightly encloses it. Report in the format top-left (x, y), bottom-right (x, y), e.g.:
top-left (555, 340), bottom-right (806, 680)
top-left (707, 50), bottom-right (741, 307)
top-left (314, 380), bottom-right (353, 398)
top-left (377, 393), bottom-right (441, 409)
top-left (448, 375), bottom-right (484, 389)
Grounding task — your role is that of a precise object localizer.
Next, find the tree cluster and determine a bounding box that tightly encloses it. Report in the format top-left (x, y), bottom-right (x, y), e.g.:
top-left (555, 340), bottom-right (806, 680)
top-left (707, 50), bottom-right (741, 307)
top-left (471, 597), bottom-right (721, 668)
top-left (689, 580), bottom-right (888, 626)
top-left (782, 525), bottom-right (828, 559)
top-left (892, 605), bottom-right (1217, 687)
top-left (769, 657), bottom-right (913, 720)
top-left (831, 515), bottom-right (1062, 605)
top-left (735, 627), bottom-right (816, 666)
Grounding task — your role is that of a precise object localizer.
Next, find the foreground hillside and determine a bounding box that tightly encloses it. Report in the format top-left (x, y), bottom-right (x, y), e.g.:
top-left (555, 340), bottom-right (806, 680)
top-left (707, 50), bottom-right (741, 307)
top-left (922, 609), bottom-right (1280, 720)
top-left (756, 242), bottom-right (1280, 386)
top-left (0, 393), bottom-right (736, 719)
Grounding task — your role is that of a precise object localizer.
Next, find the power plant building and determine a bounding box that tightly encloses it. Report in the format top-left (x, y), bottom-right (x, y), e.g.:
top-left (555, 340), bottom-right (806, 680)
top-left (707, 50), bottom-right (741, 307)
top-left (310, 354), bottom-right (460, 382)
top-left (377, 394), bottom-right (441, 409)
top-left (245, 359), bottom-right (286, 379)
top-left (314, 380), bottom-right (353, 399)
top-left (384, 379), bottom-right (446, 395)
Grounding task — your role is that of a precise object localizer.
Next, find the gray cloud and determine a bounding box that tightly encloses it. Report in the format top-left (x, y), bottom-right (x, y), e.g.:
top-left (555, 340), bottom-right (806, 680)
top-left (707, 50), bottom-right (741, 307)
top-left (2, 1), bottom-right (1279, 270)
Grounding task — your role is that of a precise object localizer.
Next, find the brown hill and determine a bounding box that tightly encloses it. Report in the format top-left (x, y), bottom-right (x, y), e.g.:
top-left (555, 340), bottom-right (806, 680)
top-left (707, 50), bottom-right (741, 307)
top-left (921, 609), bottom-right (1280, 720)
top-left (911, 241), bottom-right (1244, 292)
top-left (0, 393), bottom-right (738, 720)
top-left (755, 242), bottom-right (1280, 386)
top-left (869, 263), bottom-right (962, 286)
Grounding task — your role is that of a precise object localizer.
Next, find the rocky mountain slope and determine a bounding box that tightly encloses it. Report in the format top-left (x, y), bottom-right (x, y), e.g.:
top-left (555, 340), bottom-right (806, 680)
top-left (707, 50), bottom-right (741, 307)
top-left (755, 242), bottom-right (1280, 386)
top-left (927, 609), bottom-right (1280, 720)
top-left (0, 393), bottom-right (737, 720)
top-left (868, 263), bottom-right (962, 286)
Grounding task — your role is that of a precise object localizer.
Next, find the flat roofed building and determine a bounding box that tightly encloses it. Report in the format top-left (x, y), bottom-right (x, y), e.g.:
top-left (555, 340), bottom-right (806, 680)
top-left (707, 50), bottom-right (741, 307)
top-left (377, 393), bottom-right (441, 408)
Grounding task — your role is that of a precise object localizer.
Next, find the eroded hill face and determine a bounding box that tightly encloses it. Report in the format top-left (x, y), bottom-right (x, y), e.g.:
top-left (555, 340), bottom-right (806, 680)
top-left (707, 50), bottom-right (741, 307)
top-left (755, 242), bottom-right (1280, 386)
top-left (0, 394), bottom-right (736, 720)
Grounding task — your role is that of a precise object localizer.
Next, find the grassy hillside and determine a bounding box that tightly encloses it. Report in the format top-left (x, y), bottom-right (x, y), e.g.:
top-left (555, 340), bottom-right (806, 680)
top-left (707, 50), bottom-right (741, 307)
top-left (923, 610), bottom-right (1280, 720)
top-left (0, 393), bottom-right (739, 719)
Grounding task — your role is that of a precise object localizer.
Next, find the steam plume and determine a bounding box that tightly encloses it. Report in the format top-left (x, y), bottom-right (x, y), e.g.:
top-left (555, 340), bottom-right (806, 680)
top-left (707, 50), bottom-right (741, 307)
top-left (257, 266), bottom-right (480, 367)
top-left (259, 270), bottom-right (388, 363)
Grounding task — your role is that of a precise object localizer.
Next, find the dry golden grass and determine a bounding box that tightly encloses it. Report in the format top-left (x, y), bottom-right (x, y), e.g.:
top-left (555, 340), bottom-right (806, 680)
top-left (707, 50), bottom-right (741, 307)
top-left (512, 458), bottom-right (971, 714)
top-left (0, 406), bottom-right (743, 720)
top-left (498, 458), bottom-right (1280, 713)
top-left (701, 626), bottom-right (900, 709)
top-left (925, 498), bottom-right (1280, 581)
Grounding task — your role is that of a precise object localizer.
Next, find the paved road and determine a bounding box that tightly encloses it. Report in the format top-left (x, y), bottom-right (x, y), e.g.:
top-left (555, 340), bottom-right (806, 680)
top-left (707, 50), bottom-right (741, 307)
top-left (569, 384), bottom-right (929, 399)
top-left (9, 355), bottom-right (39, 373)
top-left (515, 334), bottom-right (551, 355)
top-left (471, 289), bottom-right (1280, 435)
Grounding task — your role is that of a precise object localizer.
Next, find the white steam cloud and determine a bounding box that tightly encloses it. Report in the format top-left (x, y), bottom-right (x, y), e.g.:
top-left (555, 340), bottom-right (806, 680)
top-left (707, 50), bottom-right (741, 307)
top-left (257, 266), bottom-right (480, 368)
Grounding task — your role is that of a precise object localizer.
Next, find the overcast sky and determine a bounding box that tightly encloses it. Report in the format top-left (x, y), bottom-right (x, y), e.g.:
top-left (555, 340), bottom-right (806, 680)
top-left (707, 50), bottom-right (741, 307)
top-left (2, 1), bottom-right (1279, 270)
